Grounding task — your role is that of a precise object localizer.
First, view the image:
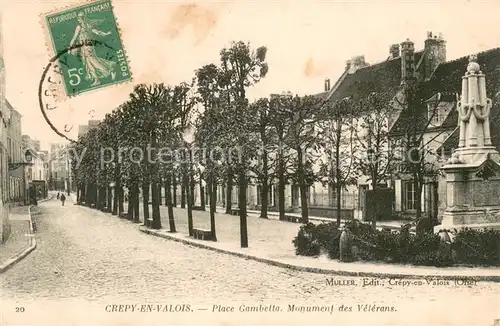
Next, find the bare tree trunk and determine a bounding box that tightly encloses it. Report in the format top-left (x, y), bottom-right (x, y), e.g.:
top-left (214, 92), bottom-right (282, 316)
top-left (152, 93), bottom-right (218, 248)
top-left (94, 185), bottom-right (99, 208)
top-left (278, 157), bottom-right (286, 221)
top-left (112, 162), bottom-right (120, 215)
top-left (336, 182), bottom-right (342, 226)
top-left (151, 181), bottom-right (161, 229)
top-left (335, 125), bottom-right (342, 225)
top-left (225, 167), bottom-right (233, 214)
top-left (370, 170), bottom-right (379, 230)
top-left (151, 132), bottom-right (161, 229)
top-left (190, 172), bottom-right (195, 206)
top-left (98, 186), bottom-right (106, 210)
top-left (126, 187), bottom-right (133, 219)
top-left (208, 173), bottom-right (217, 241)
top-left (112, 186), bottom-right (118, 215)
top-left (172, 173), bottom-right (177, 207)
top-left (86, 184), bottom-right (91, 206)
top-left (133, 183), bottom-right (140, 223)
top-left (184, 161), bottom-right (194, 236)
top-left (158, 176), bottom-right (163, 208)
top-left (118, 186), bottom-right (124, 215)
top-left (200, 177), bottom-right (205, 210)
top-left (93, 184), bottom-right (98, 207)
top-left (142, 183), bottom-right (150, 222)
top-left (86, 184), bottom-right (92, 207)
top-left (80, 185), bottom-right (85, 203)
top-left (165, 173), bottom-right (176, 232)
top-left (106, 186), bottom-right (112, 212)
top-left (181, 183), bottom-right (186, 208)
top-left (164, 179), bottom-right (169, 206)
top-left (415, 178), bottom-right (423, 219)
top-left (297, 148), bottom-right (309, 223)
top-left (260, 147), bottom-right (269, 219)
top-left (238, 170), bottom-right (248, 248)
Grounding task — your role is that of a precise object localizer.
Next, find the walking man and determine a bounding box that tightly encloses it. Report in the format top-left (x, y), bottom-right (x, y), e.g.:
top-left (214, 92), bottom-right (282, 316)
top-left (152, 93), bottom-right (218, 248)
top-left (57, 192), bottom-right (60, 200)
top-left (60, 193), bottom-right (66, 206)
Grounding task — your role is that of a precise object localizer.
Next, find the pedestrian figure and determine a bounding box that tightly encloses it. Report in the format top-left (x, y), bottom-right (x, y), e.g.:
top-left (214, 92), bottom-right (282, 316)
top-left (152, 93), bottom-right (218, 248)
top-left (60, 193), bottom-right (66, 206)
top-left (57, 192), bottom-right (60, 200)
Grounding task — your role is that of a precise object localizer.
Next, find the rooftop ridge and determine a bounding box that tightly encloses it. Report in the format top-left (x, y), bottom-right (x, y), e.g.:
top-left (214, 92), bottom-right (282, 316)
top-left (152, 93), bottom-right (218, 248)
top-left (323, 69), bottom-right (349, 102)
top-left (438, 47), bottom-right (500, 66)
top-left (353, 49), bottom-right (425, 73)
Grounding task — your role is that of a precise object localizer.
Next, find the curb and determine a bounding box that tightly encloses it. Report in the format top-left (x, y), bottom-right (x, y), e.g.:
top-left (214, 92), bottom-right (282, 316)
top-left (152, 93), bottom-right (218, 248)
top-left (140, 227), bottom-right (500, 283)
top-left (39, 194), bottom-right (55, 203)
top-left (0, 206), bottom-right (37, 273)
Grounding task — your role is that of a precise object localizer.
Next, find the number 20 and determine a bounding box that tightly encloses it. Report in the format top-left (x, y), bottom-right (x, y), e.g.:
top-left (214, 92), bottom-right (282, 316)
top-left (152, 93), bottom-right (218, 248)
top-left (67, 68), bottom-right (84, 86)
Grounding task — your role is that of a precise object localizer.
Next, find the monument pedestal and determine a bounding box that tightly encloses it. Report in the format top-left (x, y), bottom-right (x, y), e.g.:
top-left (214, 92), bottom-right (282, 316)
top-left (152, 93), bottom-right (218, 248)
top-left (435, 54), bottom-right (500, 232)
top-left (438, 208), bottom-right (500, 232)
top-left (435, 152), bottom-right (500, 232)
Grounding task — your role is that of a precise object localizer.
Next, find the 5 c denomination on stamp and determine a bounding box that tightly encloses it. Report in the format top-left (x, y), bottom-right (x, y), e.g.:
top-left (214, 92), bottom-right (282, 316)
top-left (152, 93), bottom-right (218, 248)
top-left (41, 0), bottom-right (132, 98)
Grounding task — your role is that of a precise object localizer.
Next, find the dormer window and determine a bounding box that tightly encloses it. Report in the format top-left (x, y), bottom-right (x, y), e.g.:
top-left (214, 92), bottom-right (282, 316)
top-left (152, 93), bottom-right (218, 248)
top-left (426, 93), bottom-right (453, 127)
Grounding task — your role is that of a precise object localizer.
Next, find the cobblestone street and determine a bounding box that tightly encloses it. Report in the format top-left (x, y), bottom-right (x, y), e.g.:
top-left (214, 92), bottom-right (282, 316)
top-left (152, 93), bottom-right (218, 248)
top-left (1, 199), bottom-right (499, 325)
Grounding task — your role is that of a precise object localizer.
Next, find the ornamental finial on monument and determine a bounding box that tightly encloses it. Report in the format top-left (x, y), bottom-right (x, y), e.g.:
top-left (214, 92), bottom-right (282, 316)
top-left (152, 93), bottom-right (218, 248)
top-left (467, 54), bottom-right (480, 74)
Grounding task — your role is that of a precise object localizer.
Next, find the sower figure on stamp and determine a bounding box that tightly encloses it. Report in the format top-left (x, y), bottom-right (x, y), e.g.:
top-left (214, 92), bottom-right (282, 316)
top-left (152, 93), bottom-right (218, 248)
top-left (69, 12), bottom-right (117, 87)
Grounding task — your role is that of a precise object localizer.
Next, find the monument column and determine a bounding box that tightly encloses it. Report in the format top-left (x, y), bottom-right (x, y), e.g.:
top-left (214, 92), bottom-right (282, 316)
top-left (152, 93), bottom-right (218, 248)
top-left (436, 55), bottom-right (500, 232)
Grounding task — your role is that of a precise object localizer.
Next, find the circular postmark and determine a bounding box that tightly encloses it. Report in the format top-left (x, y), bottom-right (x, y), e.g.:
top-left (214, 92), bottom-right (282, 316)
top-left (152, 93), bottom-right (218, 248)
top-left (38, 40), bottom-right (117, 143)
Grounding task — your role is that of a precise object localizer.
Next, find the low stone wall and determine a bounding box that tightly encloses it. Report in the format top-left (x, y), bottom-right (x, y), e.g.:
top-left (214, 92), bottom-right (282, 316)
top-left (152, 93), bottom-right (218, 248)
top-left (307, 206), bottom-right (355, 220)
top-left (253, 205), bottom-right (296, 213)
top-left (250, 205), bottom-right (356, 220)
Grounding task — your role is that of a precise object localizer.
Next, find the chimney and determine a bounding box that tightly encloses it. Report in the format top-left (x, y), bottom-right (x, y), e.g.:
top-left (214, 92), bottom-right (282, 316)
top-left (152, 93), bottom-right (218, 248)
top-left (424, 31), bottom-right (446, 79)
top-left (390, 44), bottom-right (400, 59)
top-left (345, 60), bottom-right (351, 71)
top-left (400, 38), bottom-right (415, 82)
top-left (324, 78), bottom-right (331, 91)
top-left (346, 55), bottom-right (368, 74)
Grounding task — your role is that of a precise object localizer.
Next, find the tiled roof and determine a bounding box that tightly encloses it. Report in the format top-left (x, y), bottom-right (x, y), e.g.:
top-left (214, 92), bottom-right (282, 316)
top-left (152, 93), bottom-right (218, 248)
top-left (390, 48), bottom-right (500, 137)
top-left (316, 51), bottom-right (424, 112)
top-left (428, 48), bottom-right (500, 131)
top-left (423, 48), bottom-right (500, 95)
top-left (437, 127), bottom-right (458, 155)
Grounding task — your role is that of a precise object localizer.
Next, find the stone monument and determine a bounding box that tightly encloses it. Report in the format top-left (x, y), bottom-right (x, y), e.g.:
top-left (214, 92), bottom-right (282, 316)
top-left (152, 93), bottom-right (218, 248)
top-left (436, 55), bottom-right (500, 232)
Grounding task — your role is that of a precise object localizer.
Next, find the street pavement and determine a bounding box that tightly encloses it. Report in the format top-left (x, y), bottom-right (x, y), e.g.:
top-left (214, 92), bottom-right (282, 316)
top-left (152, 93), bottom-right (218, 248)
top-left (1, 197), bottom-right (499, 326)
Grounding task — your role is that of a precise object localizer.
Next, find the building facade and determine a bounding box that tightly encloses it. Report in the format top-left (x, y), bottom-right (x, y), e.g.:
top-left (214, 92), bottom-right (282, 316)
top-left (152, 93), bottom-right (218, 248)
top-left (6, 100), bottom-right (25, 205)
top-left (0, 13), bottom-right (10, 243)
top-left (77, 119), bottom-right (100, 139)
top-left (27, 149), bottom-right (46, 182)
top-left (26, 148), bottom-right (48, 200)
top-left (207, 32), bottom-right (500, 223)
top-left (22, 134), bottom-right (40, 152)
top-left (48, 143), bottom-right (71, 191)
top-left (288, 31), bottom-right (451, 221)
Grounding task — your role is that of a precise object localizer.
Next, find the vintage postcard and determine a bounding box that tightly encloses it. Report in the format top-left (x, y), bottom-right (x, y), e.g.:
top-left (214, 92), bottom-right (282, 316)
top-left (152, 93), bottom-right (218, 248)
top-left (1, 0), bottom-right (500, 325)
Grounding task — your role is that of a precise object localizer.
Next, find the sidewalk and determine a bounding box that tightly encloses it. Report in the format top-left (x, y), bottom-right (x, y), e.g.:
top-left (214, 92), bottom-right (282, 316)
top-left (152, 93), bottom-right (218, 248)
top-left (132, 204), bottom-right (500, 282)
top-left (0, 206), bottom-right (35, 273)
top-left (71, 198), bottom-right (498, 280)
top-left (229, 206), bottom-right (412, 230)
top-left (0, 194), bottom-right (54, 272)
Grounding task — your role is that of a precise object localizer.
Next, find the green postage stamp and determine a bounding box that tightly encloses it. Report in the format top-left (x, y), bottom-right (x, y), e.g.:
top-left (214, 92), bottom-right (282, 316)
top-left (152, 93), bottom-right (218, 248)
top-left (42, 0), bottom-right (132, 97)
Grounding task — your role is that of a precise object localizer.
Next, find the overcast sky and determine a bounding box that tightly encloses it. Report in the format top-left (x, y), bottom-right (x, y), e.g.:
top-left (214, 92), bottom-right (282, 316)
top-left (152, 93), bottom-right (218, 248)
top-left (3, 0), bottom-right (500, 149)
